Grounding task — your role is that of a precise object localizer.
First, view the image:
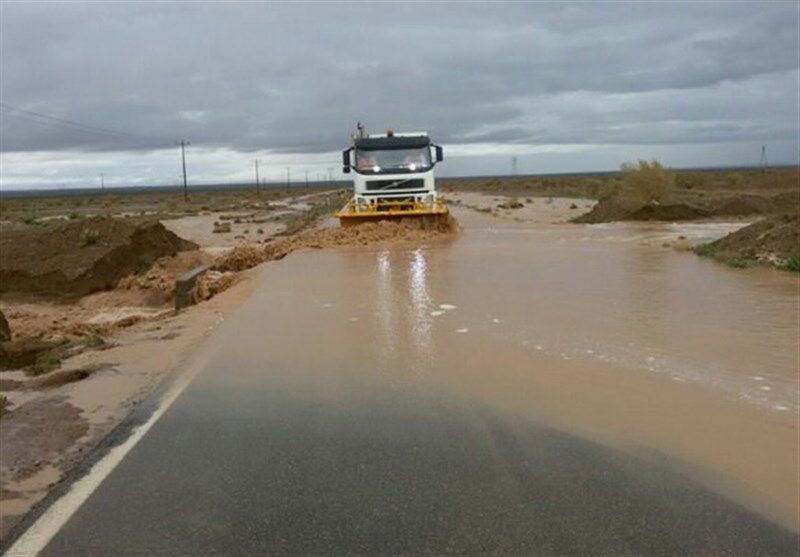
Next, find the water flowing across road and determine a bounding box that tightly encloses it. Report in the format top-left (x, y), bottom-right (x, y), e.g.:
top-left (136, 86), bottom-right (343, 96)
top-left (25, 208), bottom-right (799, 555)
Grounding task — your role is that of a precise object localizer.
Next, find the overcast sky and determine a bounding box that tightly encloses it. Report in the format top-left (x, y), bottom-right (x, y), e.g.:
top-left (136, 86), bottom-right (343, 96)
top-left (1, 1), bottom-right (798, 189)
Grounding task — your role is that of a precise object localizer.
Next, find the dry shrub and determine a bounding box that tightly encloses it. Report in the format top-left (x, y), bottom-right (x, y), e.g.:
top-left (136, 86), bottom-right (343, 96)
top-left (614, 160), bottom-right (674, 209)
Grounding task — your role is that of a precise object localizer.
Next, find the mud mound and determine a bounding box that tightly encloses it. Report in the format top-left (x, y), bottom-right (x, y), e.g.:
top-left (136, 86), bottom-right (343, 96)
top-left (710, 195), bottom-right (773, 217)
top-left (710, 192), bottom-right (798, 217)
top-left (628, 203), bottom-right (710, 221)
top-left (216, 215), bottom-right (459, 273)
top-left (576, 191), bottom-right (798, 224)
top-left (215, 245), bottom-right (271, 272)
top-left (113, 250), bottom-right (213, 306)
top-left (0, 216), bottom-right (197, 298)
top-left (695, 213), bottom-right (800, 268)
top-left (194, 270), bottom-right (239, 302)
top-left (574, 198), bottom-right (710, 223)
top-left (572, 198), bottom-right (630, 224)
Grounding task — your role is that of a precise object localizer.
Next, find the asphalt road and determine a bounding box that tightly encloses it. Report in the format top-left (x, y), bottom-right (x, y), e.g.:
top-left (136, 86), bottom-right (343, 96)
top-left (32, 241), bottom-right (800, 556)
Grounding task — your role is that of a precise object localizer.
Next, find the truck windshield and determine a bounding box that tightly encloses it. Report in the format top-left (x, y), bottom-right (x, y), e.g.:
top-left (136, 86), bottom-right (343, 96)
top-left (355, 147), bottom-right (431, 173)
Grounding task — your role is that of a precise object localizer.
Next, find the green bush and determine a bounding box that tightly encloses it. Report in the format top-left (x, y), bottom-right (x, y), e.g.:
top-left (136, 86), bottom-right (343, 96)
top-left (81, 229), bottom-right (99, 246)
top-left (693, 242), bottom-right (716, 257)
top-left (79, 334), bottom-right (106, 348)
top-left (27, 350), bottom-right (62, 376)
top-left (785, 253), bottom-right (800, 273)
top-left (727, 259), bottom-right (751, 269)
top-left (134, 255), bottom-right (154, 275)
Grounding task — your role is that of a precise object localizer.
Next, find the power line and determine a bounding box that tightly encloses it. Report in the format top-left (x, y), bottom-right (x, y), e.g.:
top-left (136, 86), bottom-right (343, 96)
top-left (0, 110), bottom-right (130, 140)
top-left (0, 102), bottom-right (167, 141)
top-left (0, 102), bottom-right (171, 144)
top-left (1, 108), bottom-right (165, 148)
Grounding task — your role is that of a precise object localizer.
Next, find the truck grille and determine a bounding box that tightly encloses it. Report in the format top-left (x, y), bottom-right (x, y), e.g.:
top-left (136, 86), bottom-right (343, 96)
top-left (365, 179), bottom-right (425, 191)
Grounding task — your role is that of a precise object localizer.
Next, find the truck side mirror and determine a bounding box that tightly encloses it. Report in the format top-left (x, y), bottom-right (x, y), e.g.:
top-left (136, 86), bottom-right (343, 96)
top-left (342, 149), bottom-right (351, 173)
top-left (435, 145), bottom-right (444, 162)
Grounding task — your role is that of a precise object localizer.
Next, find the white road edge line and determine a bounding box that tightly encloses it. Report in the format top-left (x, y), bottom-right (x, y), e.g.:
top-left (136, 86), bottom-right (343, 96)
top-left (5, 363), bottom-right (204, 557)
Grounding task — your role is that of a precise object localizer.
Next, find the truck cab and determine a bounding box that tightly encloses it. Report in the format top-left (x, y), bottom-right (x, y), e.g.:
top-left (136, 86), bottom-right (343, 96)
top-left (342, 130), bottom-right (444, 209)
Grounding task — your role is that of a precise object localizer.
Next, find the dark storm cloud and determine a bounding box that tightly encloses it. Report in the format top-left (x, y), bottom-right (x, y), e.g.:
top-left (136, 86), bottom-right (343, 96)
top-left (1, 1), bottom-right (798, 154)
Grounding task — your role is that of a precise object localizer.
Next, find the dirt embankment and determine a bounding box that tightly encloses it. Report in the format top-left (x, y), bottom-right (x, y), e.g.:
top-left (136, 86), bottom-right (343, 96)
top-left (694, 213), bottom-right (800, 269)
top-left (0, 216), bottom-right (197, 298)
top-left (0, 216), bottom-right (211, 379)
top-left (0, 211), bottom-right (458, 370)
top-left (573, 192), bottom-right (796, 224)
top-left (216, 215), bottom-right (459, 272)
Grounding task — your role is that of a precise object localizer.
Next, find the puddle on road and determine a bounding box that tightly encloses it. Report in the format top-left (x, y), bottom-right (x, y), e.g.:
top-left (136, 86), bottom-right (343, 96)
top-left (214, 209), bottom-right (798, 529)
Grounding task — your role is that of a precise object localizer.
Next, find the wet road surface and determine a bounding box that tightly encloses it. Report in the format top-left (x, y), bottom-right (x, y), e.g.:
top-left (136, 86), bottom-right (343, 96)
top-left (32, 212), bottom-right (800, 554)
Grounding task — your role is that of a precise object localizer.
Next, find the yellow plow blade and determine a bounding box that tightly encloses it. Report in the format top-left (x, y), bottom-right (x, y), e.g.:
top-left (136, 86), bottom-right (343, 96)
top-left (336, 199), bottom-right (449, 227)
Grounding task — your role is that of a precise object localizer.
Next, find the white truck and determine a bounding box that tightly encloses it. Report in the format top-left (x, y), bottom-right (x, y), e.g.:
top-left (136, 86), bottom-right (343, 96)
top-left (336, 124), bottom-right (448, 226)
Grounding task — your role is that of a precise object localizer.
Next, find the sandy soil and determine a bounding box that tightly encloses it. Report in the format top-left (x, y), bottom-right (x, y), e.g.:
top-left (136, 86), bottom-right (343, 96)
top-left (447, 191), bottom-right (596, 224)
top-left (0, 271), bottom-right (255, 539)
top-left (695, 212), bottom-right (800, 268)
top-left (163, 211), bottom-right (286, 256)
top-left (0, 194), bottom-right (318, 343)
top-left (0, 217), bottom-right (196, 298)
top-left (0, 248), bottom-right (214, 343)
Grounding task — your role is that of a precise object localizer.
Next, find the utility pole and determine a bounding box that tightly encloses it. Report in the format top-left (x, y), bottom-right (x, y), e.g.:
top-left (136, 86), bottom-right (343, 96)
top-left (511, 156), bottom-right (518, 176)
top-left (326, 167), bottom-right (333, 187)
top-left (254, 160), bottom-right (260, 192)
top-left (177, 140), bottom-right (190, 201)
top-left (286, 167), bottom-right (291, 190)
top-left (99, 173), bottom-right (105, 192)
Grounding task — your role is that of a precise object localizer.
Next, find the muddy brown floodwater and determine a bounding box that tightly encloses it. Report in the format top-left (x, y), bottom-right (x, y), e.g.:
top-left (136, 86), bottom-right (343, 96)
top-left (19, 202), bottom-right (799, 555)
top-left (252, 206), bottom-right (798, 529)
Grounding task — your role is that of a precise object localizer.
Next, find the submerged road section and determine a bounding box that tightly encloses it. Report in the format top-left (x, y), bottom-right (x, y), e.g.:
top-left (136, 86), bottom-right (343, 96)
top-left (15, 212), bottom-right (800, 555)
